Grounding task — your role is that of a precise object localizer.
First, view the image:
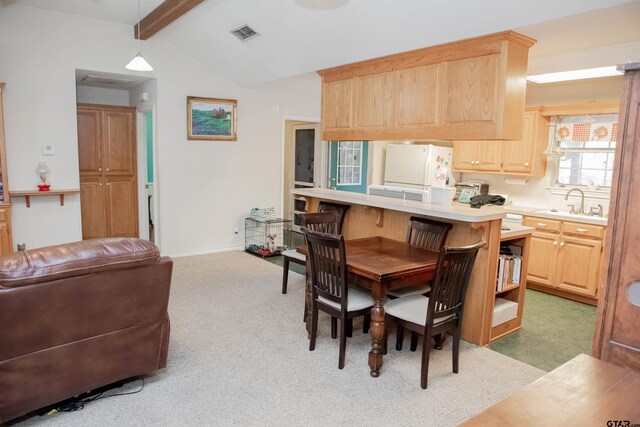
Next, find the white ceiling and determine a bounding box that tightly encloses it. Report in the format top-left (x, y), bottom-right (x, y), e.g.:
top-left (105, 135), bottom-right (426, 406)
top-left (11, 0), bottom-right (640, 89)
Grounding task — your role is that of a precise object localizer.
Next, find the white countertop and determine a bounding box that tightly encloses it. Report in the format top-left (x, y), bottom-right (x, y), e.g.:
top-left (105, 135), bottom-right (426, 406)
top-left (507, 205), bottom-right (608, 226)
top-left (500, 222), bottom-right (534, 240)
top-left (292, 188), bottom-right (506, 223)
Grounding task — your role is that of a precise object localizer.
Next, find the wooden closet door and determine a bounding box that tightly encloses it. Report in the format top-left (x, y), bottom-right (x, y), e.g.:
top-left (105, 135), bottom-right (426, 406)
top-left (80, 177), bottom-right (107, 239)
top-left (77, 108), bottom-right (102, 176)
top-left (104, 176), bottom-right (138, 238)
top-left (593, 63), bottom-right (640, 371)
top-left (77, 104), bottom-right (138, 239)
top-left (102, 109), bottom-right (135, 176)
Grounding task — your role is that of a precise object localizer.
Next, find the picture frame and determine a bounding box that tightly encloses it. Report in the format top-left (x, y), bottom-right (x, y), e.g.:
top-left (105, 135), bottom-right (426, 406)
top-left (187, 96), bottom-right (237, 141)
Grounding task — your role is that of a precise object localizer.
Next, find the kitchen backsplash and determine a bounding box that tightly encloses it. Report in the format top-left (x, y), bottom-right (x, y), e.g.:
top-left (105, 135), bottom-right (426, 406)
top-left (462, 172), bottom-right (611, 214)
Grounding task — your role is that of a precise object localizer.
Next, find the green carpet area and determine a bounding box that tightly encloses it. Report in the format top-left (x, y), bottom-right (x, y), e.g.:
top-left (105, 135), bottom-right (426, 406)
top-left (264, 231), bottom-right (596, 373)
top-left (490, 289), bottom-right (597, 372)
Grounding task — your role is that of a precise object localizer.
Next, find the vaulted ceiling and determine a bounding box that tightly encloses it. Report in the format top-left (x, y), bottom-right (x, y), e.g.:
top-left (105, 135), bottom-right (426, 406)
top-left (10, 0), bottom-right (640, 89)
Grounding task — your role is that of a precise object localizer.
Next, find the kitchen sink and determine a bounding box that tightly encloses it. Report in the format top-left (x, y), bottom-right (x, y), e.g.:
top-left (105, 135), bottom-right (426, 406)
top-left (532, 208), bottom-right (606, 220)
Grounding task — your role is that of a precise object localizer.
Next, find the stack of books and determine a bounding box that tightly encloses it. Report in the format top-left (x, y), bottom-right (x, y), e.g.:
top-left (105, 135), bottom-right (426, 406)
top-left (496, 255), bottom-right (522, 292)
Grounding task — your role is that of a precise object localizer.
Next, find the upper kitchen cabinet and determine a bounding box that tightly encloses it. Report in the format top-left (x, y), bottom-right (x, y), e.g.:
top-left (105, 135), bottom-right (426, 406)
top-left (452, 107), bottom-right (548, 177)
top-left (322, 79), bottom-right (354, 131)
top-left (318, 31), bottom-right (535, 141)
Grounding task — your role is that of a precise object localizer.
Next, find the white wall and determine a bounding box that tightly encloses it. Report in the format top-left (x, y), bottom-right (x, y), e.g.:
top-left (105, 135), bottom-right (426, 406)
top-left (76, 85), bottom-right (130, 105)
top-left (0, 5), bottom-right (319, 255)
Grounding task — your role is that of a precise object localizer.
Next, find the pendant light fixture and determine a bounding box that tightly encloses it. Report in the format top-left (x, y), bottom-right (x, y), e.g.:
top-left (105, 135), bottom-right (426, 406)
top-left (126, 0), bottom-right (153, 72)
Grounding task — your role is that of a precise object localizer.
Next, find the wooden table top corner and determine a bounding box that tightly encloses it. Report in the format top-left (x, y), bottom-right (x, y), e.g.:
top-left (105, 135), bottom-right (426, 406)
top-left (460, 353), bottom-right (640, 427)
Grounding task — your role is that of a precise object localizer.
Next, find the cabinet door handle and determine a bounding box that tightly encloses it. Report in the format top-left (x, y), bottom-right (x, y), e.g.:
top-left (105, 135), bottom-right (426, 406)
top-left (106, 182), bottom-right (110, 186)
top-left (537, 222), bottom-right (547, 227)
top-left (524, 162), bottom-right (529, 167)
top-left (553, 241), bottom-right (558, 246)
top-left (576, 228), bottom-right (588, 232)
top-left (560, 241), bottom-right (565, 247)
top-left (98, 168), bottom-right (102, 172)
top-left (99, 182), bottom-right (103, 186)
top-left (106, 168), bottom-right (110, 172)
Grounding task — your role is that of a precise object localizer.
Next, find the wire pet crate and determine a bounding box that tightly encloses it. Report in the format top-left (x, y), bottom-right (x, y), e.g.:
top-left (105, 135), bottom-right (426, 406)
top-left (245, 217), bottom-right (292, 257)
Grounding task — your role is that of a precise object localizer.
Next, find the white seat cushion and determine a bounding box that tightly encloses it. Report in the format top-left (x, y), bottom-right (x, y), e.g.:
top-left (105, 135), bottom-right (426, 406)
top-left (384, 294), bottom-right (453, 326)
top-left (282, 249), bottom-right (306, 263)
top-left (318, 286), bottom-right (374, 312)
top-left (386, 284), bottom-right (431, 298)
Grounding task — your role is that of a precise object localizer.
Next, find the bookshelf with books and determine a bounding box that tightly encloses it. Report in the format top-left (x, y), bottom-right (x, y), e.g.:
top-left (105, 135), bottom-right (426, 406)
top-left (491, 227), bottom-right (532, 341)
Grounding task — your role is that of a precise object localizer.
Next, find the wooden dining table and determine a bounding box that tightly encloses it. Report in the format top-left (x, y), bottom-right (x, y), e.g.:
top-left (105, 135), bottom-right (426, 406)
top-left (300, 236), bottom-right (439, 377)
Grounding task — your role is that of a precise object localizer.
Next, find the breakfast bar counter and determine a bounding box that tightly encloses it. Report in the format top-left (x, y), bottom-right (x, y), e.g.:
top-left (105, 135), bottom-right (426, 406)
top-left (292, 188), bottom-right (512, 347)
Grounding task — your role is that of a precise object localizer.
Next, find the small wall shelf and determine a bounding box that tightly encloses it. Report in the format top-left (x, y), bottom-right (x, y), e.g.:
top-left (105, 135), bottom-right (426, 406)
top-left (9, 189), bottom-right (80, 208)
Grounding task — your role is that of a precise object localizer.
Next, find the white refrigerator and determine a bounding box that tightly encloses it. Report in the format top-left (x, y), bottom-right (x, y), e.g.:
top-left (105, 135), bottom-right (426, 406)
top-left (383, 143), bottom-right (456, 190)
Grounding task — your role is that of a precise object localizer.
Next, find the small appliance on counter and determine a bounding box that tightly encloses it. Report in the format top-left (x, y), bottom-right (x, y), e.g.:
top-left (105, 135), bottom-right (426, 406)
top-left (454, 181), bottom-right (488, 203)
top-left (368, 184), bottom-right (430, 202)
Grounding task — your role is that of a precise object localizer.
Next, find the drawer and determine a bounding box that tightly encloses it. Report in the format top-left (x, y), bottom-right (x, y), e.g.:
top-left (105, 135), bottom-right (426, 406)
top-left (523, 216), bottom-right (561, 232)
top-left (562, 221), bottom-right (604, 239)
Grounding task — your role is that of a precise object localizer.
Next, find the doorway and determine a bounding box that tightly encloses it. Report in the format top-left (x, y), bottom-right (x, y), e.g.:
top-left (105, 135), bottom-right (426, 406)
top-left (283, 120), bottom-right (326, 232)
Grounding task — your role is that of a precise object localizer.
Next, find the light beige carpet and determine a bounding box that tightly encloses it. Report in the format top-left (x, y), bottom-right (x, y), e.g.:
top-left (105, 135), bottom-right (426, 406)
top-left (14, 251), bottom-right (544, 427)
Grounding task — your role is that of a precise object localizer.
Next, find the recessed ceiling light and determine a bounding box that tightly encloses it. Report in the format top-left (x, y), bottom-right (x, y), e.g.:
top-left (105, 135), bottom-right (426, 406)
top-left (527, 66), bottom-right (622, 84)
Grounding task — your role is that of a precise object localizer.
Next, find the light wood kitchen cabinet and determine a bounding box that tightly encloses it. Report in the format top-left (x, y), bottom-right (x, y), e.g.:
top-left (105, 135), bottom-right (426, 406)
top-left (77, 104), bottom-right (138, 240)
top-left (355, 72), bottom-right (393, 129)
top-left (443, 55), bottom-right (499, 129)
top-left (453, 108), bottom-right (549, 176)
top-left (556, 235), bottom-right (602, 297)
top-left (394, 64), bottom-right (441, 129)
top-left (527, 230), bottom-right (558, 287)
top-left (0, 83), bottom-right (13, 256)
top-left (452, 140), bottom-right (502, 172)
top-left (318, 31), bottom-right (535, 141)
top-left (322, 79), bottom-right (354, 131)
top-left (523, 215), bottom-right (605, 304)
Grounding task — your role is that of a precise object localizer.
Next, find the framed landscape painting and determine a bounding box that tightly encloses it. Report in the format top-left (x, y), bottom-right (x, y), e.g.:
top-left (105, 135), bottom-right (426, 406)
top-left (187, 96), bottom-right (237, 141)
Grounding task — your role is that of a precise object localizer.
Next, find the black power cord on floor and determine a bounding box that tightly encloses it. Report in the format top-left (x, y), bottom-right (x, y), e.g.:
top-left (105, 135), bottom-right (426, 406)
top-left (40, 377), bottom-right (145, 416)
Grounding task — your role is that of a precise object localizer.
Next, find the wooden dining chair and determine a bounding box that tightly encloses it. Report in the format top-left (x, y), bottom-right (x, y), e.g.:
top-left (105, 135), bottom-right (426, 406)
top-left (281, 202), bottom-right (349, 294)
top-left (386, 216), bottom-right (453, 351)
top-left (304, 227), bottom-right (374, 369)
top-left (386, 216), bottom-right (452, 299)
top-left (384, 240), bottom-right (484, 388)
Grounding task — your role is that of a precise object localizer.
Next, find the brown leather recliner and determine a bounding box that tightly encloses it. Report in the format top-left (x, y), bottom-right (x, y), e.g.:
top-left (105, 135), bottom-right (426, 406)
top-left (0, 238), bottom-right (173, 423)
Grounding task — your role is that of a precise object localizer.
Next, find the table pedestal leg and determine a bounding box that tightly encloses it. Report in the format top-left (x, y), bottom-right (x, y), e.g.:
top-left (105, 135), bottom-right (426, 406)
top-left (368, 288), bottom-right (385, 377)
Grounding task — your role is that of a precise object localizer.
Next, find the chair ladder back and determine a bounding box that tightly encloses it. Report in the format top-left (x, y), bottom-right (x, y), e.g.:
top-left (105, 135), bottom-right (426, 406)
top-left (427, 242), bottom-right (483, 325)
top-left (318, 201), bottom-right (350, 234)
top-left (406, 216), bottom-right (452, 251)
top-left (301, 211), bottom-right (341, 235)
top-left (303, 228), bottom-right (348, 306)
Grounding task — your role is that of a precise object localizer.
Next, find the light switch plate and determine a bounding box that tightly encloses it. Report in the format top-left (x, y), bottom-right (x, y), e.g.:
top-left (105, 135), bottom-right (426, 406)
top-left (42, 145), bottom-right (55, 155)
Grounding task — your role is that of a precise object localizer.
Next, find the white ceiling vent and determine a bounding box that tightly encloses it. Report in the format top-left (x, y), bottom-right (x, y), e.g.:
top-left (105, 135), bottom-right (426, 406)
top-left (81, 75), bottom-right (135, 88)
top-left (230, 25), bottom-right (260, 42)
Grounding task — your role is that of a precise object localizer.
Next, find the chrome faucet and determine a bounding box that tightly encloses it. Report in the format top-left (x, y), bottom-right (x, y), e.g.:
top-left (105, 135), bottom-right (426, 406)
top-left (564, 188), bottom-right (585, 214)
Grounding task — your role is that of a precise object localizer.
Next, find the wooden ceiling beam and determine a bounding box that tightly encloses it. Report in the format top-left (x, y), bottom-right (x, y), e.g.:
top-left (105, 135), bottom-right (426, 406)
top-left (134, 0), bottom-right (206, 40)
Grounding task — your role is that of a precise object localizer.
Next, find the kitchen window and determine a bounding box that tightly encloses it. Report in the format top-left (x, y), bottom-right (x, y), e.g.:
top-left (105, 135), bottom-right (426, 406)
top-left (554, 114), bottom-right (618, 188)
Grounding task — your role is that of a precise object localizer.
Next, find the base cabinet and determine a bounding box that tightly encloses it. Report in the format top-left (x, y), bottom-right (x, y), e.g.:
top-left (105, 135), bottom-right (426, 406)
top-left (524, 215), bottom-right (605, 302)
